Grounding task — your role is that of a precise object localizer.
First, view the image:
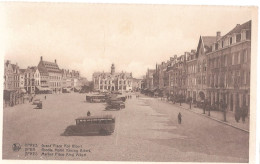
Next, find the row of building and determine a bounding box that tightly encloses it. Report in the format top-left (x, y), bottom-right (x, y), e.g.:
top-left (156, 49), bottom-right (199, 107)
top-left (92, 64), bottom-right (142, 92)
top-left (4, 56), bottom-right (87, 107)
top-left (143, 20), bottom-right (251, 113)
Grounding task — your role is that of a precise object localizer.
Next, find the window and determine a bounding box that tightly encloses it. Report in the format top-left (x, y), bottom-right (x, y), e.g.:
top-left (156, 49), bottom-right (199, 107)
top-left (238, 52), bottom-right (240, 64)
top-left (236, 34), bottom-right (241, 42)
top-left (244, 71), bottom-right (247, 84)
top-left (244, 50), bottom-right (248, 63)
top-left (232, 53), bottom-right (235, 65)
top-left (230, 37), bottom-right (232, 45)
top-left (246, 30), bottom-right (251, 40)
top-left (224, 55), bottom-right (227, 66)
top-left (237, 71), bottom-right (241, 85)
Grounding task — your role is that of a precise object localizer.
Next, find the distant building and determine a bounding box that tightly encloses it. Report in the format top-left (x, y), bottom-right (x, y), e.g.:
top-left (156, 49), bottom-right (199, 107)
top-left (37, 56), bottom-right (62, 93)
top-left (186, 35), bottom-right (216, 102)
top-left (4, 60), bottom-right (14, 90)
top-left (145, 69), bottom-right (156, 90)
top-left (132, 78), bottom-right (142, 91)
top-left (24, 66), bottom-right (37, 94)
top-left (93, 64), bottom-right (133, 92)
top-left (4, 60), bottom-right (25, 107)
top-left (19, 69), bottom-right (26, 90)
top-left (186, 50), bottom-right (197, 102)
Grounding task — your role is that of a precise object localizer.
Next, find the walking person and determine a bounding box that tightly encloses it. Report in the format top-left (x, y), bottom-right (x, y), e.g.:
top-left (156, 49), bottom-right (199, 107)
top-left (241, 104), bottom-right (248, 123)
top-left (45, 95), bottom-right (46, 100)
top-left (87, 111), bottom-right (91, 116)
top-left (178, 112), bottom-right (182, 124)
top-left (235, 105), bottom-right (241, 123)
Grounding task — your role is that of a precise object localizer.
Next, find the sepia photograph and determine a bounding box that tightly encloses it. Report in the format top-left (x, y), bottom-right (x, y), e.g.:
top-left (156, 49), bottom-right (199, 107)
top-left (0, 1), bottom-right (258, 163)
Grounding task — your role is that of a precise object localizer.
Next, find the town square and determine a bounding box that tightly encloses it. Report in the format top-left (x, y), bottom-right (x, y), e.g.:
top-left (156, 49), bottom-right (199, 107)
top-left (1, 2), bottom-right (256, 163)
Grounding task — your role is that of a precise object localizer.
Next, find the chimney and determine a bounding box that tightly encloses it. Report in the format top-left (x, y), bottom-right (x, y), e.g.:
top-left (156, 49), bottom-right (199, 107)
top-left (216, 31), bottom-right (221, 41)
top-left (55, 59), bottom-right (57, 63)
top-left (40, 56), bottom-right (43, 61)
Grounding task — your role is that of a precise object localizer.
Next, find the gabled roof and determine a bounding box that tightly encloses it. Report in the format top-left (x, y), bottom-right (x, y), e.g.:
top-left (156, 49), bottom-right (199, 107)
top-left (219, 20), bottom-right (251, 41)
top-left (38, 60), bottom-right (61, 74)
top-left (197, 36), bottom-right (216, 56)
top-left (202, 36), bottom-right (216, 49)
top-left (19, 69), bottom-right (26, 73)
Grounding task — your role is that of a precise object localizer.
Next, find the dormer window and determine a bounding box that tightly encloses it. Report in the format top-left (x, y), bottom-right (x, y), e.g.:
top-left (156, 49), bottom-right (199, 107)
top-left (236, 33), bottom-right (241, 42)
top-left (241, 29), bottom-right (246, 41)
top-left (215, 43), bottom-right (218, 50)
top-left (232, 34), bottom-right (236, 44)
top-left (246, 30), bottom-right (251, 40)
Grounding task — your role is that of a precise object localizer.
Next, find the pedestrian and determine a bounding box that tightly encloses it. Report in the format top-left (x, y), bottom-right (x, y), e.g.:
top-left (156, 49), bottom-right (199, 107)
top-left (87, 111), bottom-right (91, 116)
top-left (45, 95), bottom-right (46, 100)
top-left (241, 104), bottom-right (247, 123)
top-left (178, 112), bottom-right (182, 124)
top-left (235, 106), bottom-right (241, 123)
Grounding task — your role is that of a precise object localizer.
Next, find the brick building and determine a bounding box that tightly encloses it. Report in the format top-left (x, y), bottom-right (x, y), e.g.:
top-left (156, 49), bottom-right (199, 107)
top-left (207, 20), bottom-right (251, 113)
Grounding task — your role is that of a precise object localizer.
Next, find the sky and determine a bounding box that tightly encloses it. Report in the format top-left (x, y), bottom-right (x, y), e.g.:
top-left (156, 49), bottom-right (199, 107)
top-left (0, 2), bottom-right (253, 80)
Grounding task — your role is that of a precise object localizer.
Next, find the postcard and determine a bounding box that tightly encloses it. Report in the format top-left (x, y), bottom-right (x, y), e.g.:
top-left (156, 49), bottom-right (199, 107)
top-left (0, 2), bottom-right (258, 163)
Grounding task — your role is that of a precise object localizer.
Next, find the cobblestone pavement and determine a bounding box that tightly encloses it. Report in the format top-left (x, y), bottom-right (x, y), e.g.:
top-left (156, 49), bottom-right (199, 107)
top-left (2, 93), bottom-right (249, 162)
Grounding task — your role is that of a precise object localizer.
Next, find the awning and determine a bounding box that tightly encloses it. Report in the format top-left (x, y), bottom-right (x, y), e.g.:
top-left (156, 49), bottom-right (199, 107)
top-left (74, 87), bottom-right (81, 90)
top-left (20, 89), bottom-right (27, 93)
top-left (36, 86), bottom-right (51, 91)
top-left (36, 86), bottom-right (44, 91)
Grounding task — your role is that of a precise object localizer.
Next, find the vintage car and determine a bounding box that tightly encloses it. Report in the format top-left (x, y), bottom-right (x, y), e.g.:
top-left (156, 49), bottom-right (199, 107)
top-left (105, 101), bottom-right (125, 110)
top-left (36, 101), bottom-right (42, 109)
top-left (106, 95), bottom-right (126, 104)
top-left (63, 115), bottom-right (115, 136)
top-left (32, 99), bottom-right (41, 105)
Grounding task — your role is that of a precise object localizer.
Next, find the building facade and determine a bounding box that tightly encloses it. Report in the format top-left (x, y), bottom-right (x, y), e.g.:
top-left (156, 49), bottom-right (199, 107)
top-left (144, 20), bottom-right (251, 116)
top-left (24, 67), bottom-right (37, 94)
top-left (194, 35), bottom-right (216, 102)
top-left (37, 56), bottom-right (62, 93)
top-left (207, 20), bottom-right (251, 113)
top-left (93, 64), bottom-right (133, 92)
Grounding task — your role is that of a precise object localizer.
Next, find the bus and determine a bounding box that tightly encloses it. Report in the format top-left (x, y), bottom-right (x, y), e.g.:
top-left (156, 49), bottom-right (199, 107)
top-left (86, 94), bottom-right (106, 103)
top-left (64, 115), bottom-right (115, 136)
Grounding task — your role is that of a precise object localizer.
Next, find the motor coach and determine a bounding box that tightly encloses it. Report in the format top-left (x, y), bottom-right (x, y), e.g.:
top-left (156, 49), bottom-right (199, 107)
top-left (64, 115), bottom-right (115, 136)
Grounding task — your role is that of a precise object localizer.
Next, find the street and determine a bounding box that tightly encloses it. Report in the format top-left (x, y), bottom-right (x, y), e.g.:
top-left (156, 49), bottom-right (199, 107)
top-left (3, 93), bottom-right (249, 162)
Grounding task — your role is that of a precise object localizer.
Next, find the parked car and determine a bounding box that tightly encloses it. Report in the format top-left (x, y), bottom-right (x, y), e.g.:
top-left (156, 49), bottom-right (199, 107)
top-left (105, 101), bottom-right (125, 110)
top-left (36, 101), bottom-right (42, 109)
top-left (32, 99), bottom-right (41, 105)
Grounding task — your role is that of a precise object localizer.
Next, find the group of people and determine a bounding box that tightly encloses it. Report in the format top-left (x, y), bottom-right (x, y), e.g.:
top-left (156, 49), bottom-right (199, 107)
top-left (235, 104), bottom-right (248, 123)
